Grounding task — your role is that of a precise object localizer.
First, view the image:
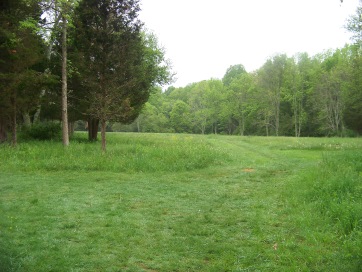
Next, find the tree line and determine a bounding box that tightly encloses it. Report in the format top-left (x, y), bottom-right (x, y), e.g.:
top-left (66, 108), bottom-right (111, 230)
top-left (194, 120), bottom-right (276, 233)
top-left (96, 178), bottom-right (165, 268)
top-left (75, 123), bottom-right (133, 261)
top-left (0, 0), bottom-right (172, 150)
top-left (118, 43), bottom-right (361, 137)
top-left (1, 0), bottom-right (361, 144)
top-left (115, 3), bottom-right (362, 137)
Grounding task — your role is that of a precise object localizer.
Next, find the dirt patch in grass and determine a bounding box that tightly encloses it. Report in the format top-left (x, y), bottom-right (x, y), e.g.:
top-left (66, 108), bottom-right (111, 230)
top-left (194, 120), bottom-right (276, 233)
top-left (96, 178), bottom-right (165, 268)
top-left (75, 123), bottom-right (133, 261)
top-left (242, 168), bottom-right (255, 172)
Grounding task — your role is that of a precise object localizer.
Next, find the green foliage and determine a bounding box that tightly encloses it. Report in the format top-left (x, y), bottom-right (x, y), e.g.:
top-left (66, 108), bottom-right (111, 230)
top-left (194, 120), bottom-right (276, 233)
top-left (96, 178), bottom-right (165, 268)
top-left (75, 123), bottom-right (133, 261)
top-left (222, 64), bottom-right (247, 86)
top-left (123, 43), bottom-right (362, 137)
top-left (22, 122), bottom-right (61, 141)
top-left (346, 3), bottom-right (362, 47)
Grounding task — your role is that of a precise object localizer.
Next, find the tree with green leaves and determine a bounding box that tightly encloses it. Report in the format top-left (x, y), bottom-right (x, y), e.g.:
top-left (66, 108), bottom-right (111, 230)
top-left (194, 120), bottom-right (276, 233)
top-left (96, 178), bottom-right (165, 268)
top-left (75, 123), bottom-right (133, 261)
top-left (72, 0), bottom-right (171, 151)
top-left (189, 81), bottom-right (213, 134)
top-left (346, 0), bottom-right (362, 49)
top-left (344, 2), bottom-right (362, 134)
top-left (313, 50), bottom-right (348, 136)
top-left (227, 72), bottom-right (257, 135)
top-left (0, 0), bottom-right (51, 145)
top-left (170, 100), bottom-right (191, 133)
top-left (222, 64), bottom-right (247, 87)
top-left (257, 54), bottom-right (289, 136)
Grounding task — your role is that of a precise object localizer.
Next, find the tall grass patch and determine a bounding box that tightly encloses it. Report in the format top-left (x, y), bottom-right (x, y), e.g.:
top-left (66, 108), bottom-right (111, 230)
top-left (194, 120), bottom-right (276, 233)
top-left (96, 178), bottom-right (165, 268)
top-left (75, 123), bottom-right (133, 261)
top-left (283, 149), bottom-right (362, 270)
top-left (0, 133), bottom-right (230, 173)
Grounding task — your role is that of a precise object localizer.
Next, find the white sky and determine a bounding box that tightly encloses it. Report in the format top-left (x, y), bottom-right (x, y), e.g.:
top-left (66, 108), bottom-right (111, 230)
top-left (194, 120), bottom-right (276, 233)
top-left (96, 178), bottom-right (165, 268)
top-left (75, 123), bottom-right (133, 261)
top-left (139, 0), bottom-right (360, 87)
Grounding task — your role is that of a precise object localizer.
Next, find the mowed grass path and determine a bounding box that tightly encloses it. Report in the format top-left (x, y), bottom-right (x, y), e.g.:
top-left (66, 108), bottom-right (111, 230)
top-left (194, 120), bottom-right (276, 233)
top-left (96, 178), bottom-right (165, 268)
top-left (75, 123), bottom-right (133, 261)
top-left (0, 133), bottom-right (361, 271)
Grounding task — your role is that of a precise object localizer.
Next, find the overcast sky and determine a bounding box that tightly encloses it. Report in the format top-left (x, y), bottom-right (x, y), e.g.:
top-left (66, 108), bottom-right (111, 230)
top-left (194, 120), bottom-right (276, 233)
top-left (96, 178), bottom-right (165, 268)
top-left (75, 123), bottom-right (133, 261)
top-left (139, 0), bottom-right (360, 88)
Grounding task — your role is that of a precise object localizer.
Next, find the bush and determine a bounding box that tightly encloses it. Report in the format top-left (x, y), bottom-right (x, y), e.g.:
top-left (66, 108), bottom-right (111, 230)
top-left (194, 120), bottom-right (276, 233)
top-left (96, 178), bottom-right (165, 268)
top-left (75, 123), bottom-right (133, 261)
top-left (22, 122), bottom-right (61, 140)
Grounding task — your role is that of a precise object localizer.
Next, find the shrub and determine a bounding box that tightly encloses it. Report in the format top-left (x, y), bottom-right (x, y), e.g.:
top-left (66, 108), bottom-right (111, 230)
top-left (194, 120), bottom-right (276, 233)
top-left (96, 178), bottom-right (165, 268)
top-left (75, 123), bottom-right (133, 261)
top-left (22, 122), bottom-right (61, 140)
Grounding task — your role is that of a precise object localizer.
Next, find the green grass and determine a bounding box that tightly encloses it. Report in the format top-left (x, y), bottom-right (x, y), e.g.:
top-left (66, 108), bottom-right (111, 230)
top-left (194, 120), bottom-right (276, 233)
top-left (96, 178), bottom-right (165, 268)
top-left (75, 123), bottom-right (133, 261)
top-left (0, 133), bottom-right (361, 271)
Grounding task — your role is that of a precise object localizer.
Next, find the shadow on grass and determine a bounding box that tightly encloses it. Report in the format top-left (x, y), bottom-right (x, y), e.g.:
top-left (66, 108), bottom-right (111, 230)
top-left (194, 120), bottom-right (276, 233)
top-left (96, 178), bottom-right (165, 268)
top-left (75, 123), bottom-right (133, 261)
top-left (0, 239), bottom-right (20, 272)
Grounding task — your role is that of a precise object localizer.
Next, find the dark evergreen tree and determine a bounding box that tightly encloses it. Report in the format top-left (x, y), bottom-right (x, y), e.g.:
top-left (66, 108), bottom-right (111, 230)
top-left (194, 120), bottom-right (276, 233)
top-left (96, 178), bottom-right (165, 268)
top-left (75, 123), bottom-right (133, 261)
top-left (72, 0), bottom-right (171, 150)
top-left (0, 0), bottom-right (50, 145)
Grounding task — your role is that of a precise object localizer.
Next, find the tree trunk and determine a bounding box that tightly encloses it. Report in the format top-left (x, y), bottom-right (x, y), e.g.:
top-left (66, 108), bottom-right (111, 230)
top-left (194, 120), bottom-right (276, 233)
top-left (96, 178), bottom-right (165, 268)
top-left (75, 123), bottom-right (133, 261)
top-left (240, 112), bottom-right (245, 136)
top-left (137, 118), bottom-right (140, 132)
top-left (275, 100), bottom-right (280, 136)
top-left (294, 107), bottom-right (298, 137)
top-left (68, 121), bottom-right (75, 137)
top-left (33, 89), bottom-right (45, 124)
top-left (61, 15), bottom-right (69, 147)
top-left (22, 112), bottom-right (31, 128)
top-left (11, 97), bottom-right (17, 146)
top-left (101, 119), bottom-right (106, 152)
top-left (0, 116), bottom-right (7, 143)
top-left (88, 117), bottom-right (99, 141)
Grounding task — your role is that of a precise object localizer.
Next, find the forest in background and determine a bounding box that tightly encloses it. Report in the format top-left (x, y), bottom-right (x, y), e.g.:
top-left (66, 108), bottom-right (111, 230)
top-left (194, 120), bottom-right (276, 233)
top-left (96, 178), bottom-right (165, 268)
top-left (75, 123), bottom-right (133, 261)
top-left (109, 2), bottom-right (362, 137)
top-left (1, 0), bottom-right (361, 143)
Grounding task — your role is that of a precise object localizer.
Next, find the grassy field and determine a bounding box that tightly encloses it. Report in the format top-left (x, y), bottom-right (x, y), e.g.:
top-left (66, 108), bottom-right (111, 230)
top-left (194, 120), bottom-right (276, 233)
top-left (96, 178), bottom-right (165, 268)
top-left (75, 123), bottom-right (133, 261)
top-left (0, 133), bottom-right (361, 271)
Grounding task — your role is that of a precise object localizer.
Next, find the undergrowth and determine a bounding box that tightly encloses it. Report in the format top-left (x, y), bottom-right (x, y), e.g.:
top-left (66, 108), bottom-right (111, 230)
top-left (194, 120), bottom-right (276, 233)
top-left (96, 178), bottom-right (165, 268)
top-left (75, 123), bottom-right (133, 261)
top-left (0, 133), bottom-right (229, 173)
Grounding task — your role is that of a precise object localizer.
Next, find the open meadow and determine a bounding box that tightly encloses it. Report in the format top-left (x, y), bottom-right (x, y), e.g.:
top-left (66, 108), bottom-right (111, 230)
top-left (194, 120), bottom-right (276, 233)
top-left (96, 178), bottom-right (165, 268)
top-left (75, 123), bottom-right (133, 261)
top-left (0, 133), bottom-right (361, 271)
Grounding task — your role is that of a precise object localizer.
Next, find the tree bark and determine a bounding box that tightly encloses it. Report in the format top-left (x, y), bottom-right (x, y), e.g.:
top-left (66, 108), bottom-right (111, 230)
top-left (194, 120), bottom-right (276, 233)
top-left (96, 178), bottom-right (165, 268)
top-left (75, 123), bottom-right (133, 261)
top-left (61, 15), bottom-right (69, 146)
top-left (10, 97), bottom-right (17, 146)
top-left (137, 118), bottom-right (140, 132)
top-left (68, 121), bottom-right (75, 137)
top-left (88, 117), bottom-right (99, 141)
top-left (0, 115), bottom-right (7, 143)
top-left (33, 89), bottom-right (45, 124)
top-left (22, 112), bottom-right (31, 128)
top-left (101, 119), bottom-right (106, 152)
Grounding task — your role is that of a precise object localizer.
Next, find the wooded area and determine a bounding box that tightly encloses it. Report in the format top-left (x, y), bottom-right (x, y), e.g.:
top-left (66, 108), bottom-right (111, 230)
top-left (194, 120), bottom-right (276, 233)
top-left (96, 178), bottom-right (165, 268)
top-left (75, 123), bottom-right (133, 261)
top-left (117, 2), bottom-right (362, 137)
top-left (0, 0), bottom-right (172, 150)
top-left (1, 0), bottom-right (361, 145)
top-left (123, 43), bottom-right (362, 137)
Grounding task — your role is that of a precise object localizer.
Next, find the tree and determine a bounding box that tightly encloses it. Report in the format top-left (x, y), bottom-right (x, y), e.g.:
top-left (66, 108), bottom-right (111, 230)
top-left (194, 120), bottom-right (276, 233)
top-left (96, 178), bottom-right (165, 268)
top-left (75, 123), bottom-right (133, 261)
top-left (342, 45), bottom-right (362, 134)
top-left (0, 0), bottom-right (49, 145)
top-left (346, 1), bottom-right (362, 49)
top-left (222, 64), bottom-right (247, 87)
top-left (170, 100), bottom-right (191, 133)
top-left (344, 3), bottom-right (362, 134)
top-left (312, 49), bottom-right (350, 136)
top-left (41, 0), bottom-right (80, 146)
top-left (227, 73), bottom-right (256, 135)
top-left (257, 54), bottom-right (289, 136)
top-left (189, 81), bottom-right (212, 134)
top-left (73, 0), bottom-right (171, 151)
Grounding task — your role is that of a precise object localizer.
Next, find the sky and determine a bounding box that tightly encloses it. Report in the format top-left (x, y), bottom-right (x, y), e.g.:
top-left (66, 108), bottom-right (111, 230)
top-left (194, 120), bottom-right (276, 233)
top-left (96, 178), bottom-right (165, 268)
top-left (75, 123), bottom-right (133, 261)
top-left (139, 0), bottom-right (360, 88)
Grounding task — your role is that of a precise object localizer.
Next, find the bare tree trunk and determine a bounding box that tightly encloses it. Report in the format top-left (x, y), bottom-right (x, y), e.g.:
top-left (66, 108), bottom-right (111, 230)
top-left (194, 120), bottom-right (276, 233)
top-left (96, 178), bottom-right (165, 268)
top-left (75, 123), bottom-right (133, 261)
top-left (33, 89), bottom-right (45, 124)
top-left (275, 97), bottom-right (280, 136)
top-left (101, 119), bottom-right (106, 152)
top-left (22, 112), bottom-right (31, 128)
top-left (88, 118), bottom-right (99, 141)
top-left (68, 121), bottom-right (75, 137)
top-left (240, 112), bottom-right (245, 136)
top-left (137, 118), bottom-right (140, 132)
top-left (61, 15), bottom-right (69, 147)
top-left (0, 115), bottom-right (7, 142)
top-left (11, 97), bottom-right (17, 147)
